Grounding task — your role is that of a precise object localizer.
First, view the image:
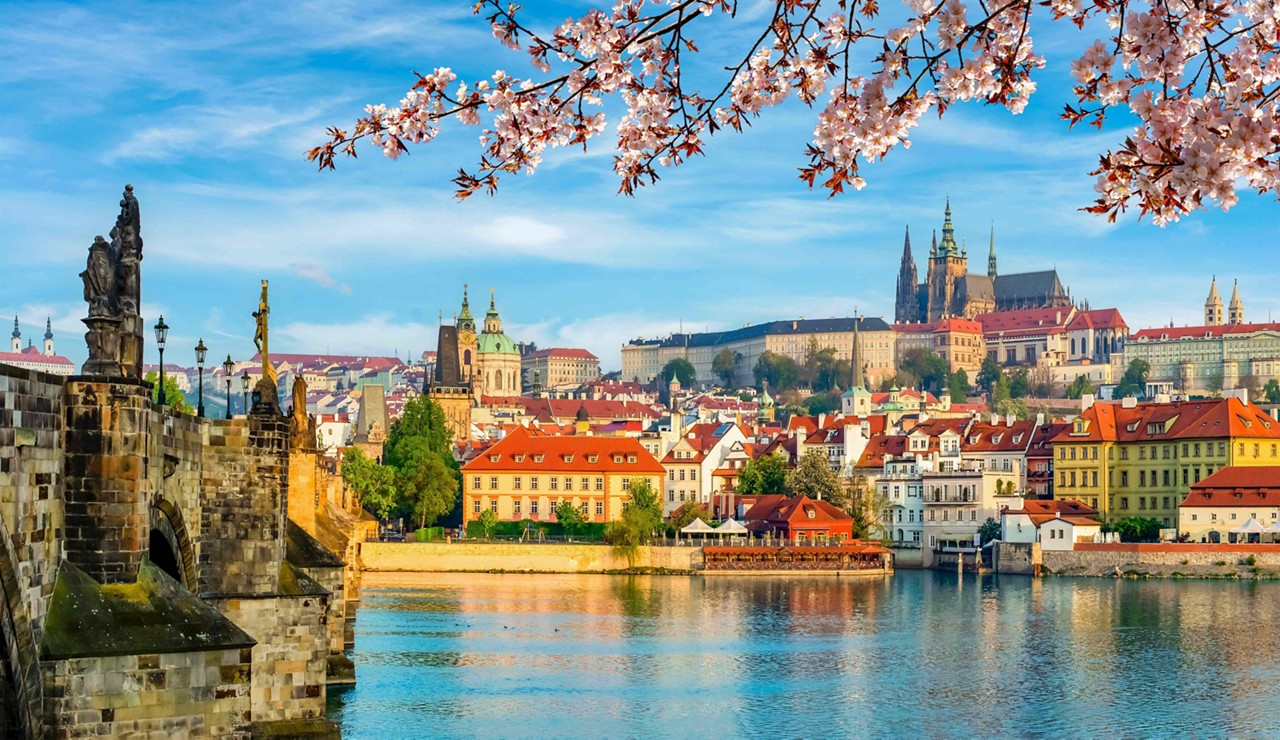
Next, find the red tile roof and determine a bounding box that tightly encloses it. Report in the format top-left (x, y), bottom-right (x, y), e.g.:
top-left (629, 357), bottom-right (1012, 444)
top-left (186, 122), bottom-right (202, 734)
top-left (1066, 308), bottom-right (1127, 332)
top-left (524, 347), bottom-right (599, 360)
top-left (1053, 399), bottom-right (1280, 444)
top-left (0, 347), bottom-right (74, 367)
top-left (742, 494), bottom-right (853, 527)
top-left (461, 425), bottom-right (664, 473)
top-left (1183, 466), bottom-right (1280, 507)
top-left (1003, 499), bottom-right (1100, 526)
top-left (975, 307), bottom-right (1072, 337)
top-left (1131, 321), bottom-right (1280, 341)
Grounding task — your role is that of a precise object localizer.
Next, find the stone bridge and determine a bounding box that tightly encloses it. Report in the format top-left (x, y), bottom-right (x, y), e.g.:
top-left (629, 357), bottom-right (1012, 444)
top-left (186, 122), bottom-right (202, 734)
top-left (0, 189), bottom-right (361, 738)
top-left (0, 365), bottom-right (357, 738)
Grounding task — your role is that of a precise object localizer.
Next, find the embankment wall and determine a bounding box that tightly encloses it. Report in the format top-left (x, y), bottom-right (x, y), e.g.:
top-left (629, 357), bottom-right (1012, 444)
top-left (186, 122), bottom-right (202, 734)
top-left (360, 542), bottom-right (702, 573)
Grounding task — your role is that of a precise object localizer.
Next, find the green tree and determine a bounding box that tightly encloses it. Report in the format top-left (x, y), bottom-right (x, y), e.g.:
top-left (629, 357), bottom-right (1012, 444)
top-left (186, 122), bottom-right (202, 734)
top-left (341, 447), bottom-right (398, 520)
top-left (1264, 379), bottom-right (1280, 404)
top-left (394, 446), bottom-right (459, 529)
top-left (144, 370), bottom-right (193, 414)
top-left (786, 449), bottom-right (846, 508)
top-left (1112, 359), bottom-right (1151, 400)
top-left (385, 395), bottom-right (454, 465)
top-left (992, 373), bottom-right (1012, 406)
top-left (897, 348), bottom-right (948, 394)
top-left (753, 350), bottom-right (799, 391)
top-left (737, 453), bottom-right (789, 496)
top-left (994, 397), bottom-right (1030, 420)
top-left (477, 508), bottom-right (498, 539)
top-left (555, 500), bottom-right (586, 535)
top-left (1008, 368), bottom-right (1031, 399)
top-left (605, 479), bottom-right (665, 566)
top-left (977, 517), bottom-right (1002, 544)
top-left (1065, 374), bottom-right (1095, 400)
top-left (711, 347), bottom-right (737, 387)
top-left (667, 501), bottom-right (713, 531)
top-left (660, 357), bottom-right (697, 388)
top-left (847, 474), bottom-right (890, 541)
top-left (1109, 516), bottom-right (1162, 543)
top-left (976, 356), bottom-right (1003, 395)
top-left (948, 368), bottom-right (970, 403)
top-left (802, 391), bottom-right (840, 415)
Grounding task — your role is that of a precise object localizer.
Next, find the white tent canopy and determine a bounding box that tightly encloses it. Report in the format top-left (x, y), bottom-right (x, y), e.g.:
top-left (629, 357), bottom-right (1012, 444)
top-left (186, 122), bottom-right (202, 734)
top-left (1265, 521), bottom-right (1280, 534)
top-left (1231, 517), bottom-right (1266, 534)
top-left (714, 519), bottom-right (749, 535)
top-left (681, 518), bottom-right (716, 534)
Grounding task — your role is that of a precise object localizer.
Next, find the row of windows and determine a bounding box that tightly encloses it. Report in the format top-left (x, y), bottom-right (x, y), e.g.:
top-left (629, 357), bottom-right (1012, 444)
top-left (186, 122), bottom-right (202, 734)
top-left (666, 469), bottom-right (698, 481)
top-left (1188, 511), bottom-right (1280, 522)
top-left (668, 491), bottom-right (700, 503)
top-left (1059, 441), bottom-right (1276, 461)
top-left (1116, 496), bottom-right (1176, 511)
top-left (473, 475), bottom-right (608, 492)
top-left (1058, 467), bottom-right (1213, 489)
top-left (927, 509), bottom-right (978, 522)
top-left (471, 497), bottom-right (605, 517)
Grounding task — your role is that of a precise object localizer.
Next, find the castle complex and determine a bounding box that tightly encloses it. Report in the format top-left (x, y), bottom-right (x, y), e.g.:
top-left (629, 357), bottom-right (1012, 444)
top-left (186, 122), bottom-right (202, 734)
top-left (895, 201), bottom-right (1072, 323)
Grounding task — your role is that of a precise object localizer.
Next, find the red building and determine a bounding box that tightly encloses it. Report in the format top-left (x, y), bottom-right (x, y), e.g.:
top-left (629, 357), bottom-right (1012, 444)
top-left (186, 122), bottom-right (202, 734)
top-left (742, 495), bottom-right (855, 543)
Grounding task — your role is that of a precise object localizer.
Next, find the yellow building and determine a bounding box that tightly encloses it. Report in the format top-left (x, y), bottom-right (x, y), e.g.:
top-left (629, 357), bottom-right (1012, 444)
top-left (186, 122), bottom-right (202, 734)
top-left (1051, 398), bottom-right (1280, 527)
top-left (1179, 466), bottom-right (1280, 542)
top-left (460, 425), bottom-right (664, 526)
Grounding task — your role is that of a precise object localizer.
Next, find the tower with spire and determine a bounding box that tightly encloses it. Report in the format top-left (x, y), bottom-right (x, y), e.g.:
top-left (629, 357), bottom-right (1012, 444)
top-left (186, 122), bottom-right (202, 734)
top-left (10, 316), bottom-right (19, 353)
top-left (894, 227), bottom-right (921, 323)
top-left (1228, 280), bottom-right (1245, 325)
top-left (987, 224), bottom-right (997, 279)
top-left (456, 284), bottom-right (479, 383)
top-left (841, 309), bottom-right (872, 417)
top-left (472, 288), bottom-right (521, 398)
top-left (1205, 277), bottom-right (1224, 326)
top-left (43, 317), bottom-right (54, 357)
top-left (926, 198), bottom-right (972, 321)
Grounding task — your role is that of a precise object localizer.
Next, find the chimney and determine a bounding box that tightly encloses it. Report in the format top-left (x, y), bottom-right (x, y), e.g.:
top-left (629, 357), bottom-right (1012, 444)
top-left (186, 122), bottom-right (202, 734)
top-left (1122, 396), bottom-right (1138, 409)
top-left (1006, 414), bottom-right (1015, 427)
top-left (1035, 413), bottom-right (1045, 427)
top-left (1080, 393), bottom-right (1095, 412)
top-left (817, 413), bottom-right (826, 430)
top-left (991, 413), bottom-right (1000, 425)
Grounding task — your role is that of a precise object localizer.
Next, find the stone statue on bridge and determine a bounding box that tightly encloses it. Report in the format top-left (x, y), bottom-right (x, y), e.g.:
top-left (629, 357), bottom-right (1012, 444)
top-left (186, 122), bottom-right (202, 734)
top-left (251, 279), bottom-right (281, 413)
top-left (289, 375), bottom-right (316, 451)
top-left (79, 185), bottom-right (145, 377)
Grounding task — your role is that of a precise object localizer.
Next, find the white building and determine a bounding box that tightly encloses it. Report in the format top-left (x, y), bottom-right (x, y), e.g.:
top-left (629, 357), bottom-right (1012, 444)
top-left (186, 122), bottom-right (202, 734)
top-left (1001, 499), bottom-right (1102, 551)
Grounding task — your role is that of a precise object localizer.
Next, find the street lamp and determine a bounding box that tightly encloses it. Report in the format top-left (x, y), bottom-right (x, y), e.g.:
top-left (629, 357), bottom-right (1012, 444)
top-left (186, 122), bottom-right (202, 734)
top-left (153, 316), bottom-right (169, 407)
top-left (194, 338), bottom-right (208, 418)
top-left (222, 355), bottom-right (235, 419)
top-left (241, 371), bottom-right (251, 415)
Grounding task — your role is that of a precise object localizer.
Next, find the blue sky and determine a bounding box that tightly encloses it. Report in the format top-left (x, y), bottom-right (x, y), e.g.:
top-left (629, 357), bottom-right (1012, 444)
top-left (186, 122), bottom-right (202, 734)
top-left (2, 0), bottom-right (1276, 372)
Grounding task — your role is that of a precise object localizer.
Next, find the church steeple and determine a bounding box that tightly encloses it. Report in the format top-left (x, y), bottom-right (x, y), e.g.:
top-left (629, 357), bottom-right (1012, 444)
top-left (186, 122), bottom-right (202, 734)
top-left (43, 317), bottom-right (54, 357)
top-left (484, 288), bottom-right (503, 333)
top-left (987, 223), bottom-right (997, 279)
top-left (1228, 279), bottom-right (1244, 325)
top-left (10, 316), bottom-right (19, 353)
top-left (1205, 276), bottom-right (1224, 326)
top-left (939, 197), bottom-right (959, 257)
top-left (457, 284), bottom-right (476, 333)
top-left (894, 227), bottom-right (920, 323)
top-left (851, 308), bottom-right (865, 391)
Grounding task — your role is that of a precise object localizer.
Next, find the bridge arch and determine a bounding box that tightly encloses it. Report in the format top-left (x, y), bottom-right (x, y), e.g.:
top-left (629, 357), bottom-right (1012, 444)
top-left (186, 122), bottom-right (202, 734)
top-left (0, 514), bottom-right (42, 737)
top-left (149, 499), bottom-right (198, 590)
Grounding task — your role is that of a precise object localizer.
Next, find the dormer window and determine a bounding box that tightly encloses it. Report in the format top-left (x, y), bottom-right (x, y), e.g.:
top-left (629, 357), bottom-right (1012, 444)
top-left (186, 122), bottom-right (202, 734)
top-left (628, 455), bottom-right (637, 463)
top-left (489, 454), bottom-right (501, 463)
top-left (533, 455), bottom-right (544, 463)
top-left (563, 454), bottom-right (574, 463)
top-left (612, 455), bottom-right (622, 463)
top-left (588, 454), bottom-right (599, 463)
top-left (514, 454), bottom-right (525, 463)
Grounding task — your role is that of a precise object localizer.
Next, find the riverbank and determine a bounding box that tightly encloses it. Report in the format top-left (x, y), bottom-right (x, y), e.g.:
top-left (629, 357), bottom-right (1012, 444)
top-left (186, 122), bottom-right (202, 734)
top-left (1043, 543), bottom-right (1280, 579)
top-left (360, 541), bottom-right (703, 573)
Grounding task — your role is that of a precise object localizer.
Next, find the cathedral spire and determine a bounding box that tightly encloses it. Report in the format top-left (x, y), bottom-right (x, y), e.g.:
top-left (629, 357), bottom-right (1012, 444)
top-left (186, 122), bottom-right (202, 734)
top-left (939, 197), bottom-right (959, 257)
top-left (930, 229), bottom-right (938, 258)
top-left (457, 284), bottom-right (476, 333)
top-left (1229, 279), bottom-right (1244, 325)
top-left (987, 223), bottom-right (997, 279)
top-left (851, 308), bottom-right (865, 391)
top-left (1205, 276), bottom-right (1224, 326)
top-left (901, 226), bottom-right (913, 265)
top-left (11, 316), bottom-right (18, 340)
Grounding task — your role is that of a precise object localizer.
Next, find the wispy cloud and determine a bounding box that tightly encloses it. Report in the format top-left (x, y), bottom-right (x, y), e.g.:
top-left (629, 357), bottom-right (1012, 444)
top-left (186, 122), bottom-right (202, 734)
top-left (291, 263), bottom-right (351, 294)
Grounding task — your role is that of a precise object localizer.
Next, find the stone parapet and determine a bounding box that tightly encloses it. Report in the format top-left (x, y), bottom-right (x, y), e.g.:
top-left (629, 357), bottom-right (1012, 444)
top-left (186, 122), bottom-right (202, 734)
top-left (361, 541), bottom-right (702, 573)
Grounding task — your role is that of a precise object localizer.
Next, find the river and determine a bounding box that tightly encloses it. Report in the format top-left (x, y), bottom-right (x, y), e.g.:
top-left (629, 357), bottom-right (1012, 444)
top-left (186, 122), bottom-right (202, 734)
top-left (329, 571), bottom-right (1280, 737)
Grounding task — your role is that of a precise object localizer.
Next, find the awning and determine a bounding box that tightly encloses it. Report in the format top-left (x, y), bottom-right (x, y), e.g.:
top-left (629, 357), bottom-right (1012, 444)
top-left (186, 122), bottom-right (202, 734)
top-left (681, 518), bottom-right (716, 534)
top-left (1231, 518), bottom-right (1266, 534)
top-left (1265, 521), bottom-right (1280, 534)
top-left (714, 519), bottom-right (749, 535)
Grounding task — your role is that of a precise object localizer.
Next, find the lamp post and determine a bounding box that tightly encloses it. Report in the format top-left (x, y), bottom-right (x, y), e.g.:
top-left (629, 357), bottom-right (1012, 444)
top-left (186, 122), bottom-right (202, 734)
top-left (154, 316), bottom-right (169, 407)
top-left (222, 355), bottom-right (235, 419)
top-left (194, 338), bottom-right (208, 418)
top-left (241, 371), bottom-right (251, 415)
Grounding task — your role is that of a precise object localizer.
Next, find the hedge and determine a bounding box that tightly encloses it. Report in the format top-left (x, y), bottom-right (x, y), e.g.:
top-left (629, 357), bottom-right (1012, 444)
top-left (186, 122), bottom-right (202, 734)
top-left (464, 519), bottom-right (607, 539)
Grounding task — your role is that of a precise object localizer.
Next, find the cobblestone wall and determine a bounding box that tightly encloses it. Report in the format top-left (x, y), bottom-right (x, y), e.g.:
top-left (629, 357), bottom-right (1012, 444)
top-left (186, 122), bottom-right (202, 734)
top-left (41, 648), bottom-right (252, 738)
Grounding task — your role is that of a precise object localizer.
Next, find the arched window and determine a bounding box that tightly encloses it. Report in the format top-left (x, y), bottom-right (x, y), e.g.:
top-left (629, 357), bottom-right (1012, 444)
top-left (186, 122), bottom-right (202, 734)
top-left (495, 370), bottom-right (503, 390)
top-left (463, 349), bottom-right (472, 365)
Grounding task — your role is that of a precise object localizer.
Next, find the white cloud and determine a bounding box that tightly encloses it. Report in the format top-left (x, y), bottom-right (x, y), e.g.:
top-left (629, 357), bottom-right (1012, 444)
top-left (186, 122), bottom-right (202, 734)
top-left (273, 312), bottom-right (433, 359)
top-left (291, 263), bottom-right (351, 294)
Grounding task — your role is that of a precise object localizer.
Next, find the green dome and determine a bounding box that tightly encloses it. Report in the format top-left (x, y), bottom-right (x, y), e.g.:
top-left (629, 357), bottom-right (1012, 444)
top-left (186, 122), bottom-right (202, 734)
top-left (477, 332), bottom-right (519, 355)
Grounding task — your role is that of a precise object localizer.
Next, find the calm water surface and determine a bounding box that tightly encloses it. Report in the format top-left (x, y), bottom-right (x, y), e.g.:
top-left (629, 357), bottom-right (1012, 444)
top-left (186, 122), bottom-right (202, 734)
top-left (330, 571), bottom-right (1280, 737)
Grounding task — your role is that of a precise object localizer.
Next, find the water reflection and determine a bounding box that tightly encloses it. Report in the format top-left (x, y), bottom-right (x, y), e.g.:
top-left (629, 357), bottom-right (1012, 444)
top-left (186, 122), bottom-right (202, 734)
top-left (331, 572), bottom-right (1280, 738)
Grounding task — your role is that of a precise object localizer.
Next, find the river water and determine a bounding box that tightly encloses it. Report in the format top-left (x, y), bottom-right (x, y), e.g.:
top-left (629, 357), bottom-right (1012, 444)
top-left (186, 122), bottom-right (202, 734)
top-left (329, 571), bottom-right (1280, 737)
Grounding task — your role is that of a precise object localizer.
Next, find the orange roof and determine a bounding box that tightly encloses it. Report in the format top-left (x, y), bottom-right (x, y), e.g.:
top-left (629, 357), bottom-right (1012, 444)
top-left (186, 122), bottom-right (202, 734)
top-left (1053, 398), bottom-right (1280, 445)
top-left (1183, 466), bottom-right (1280, 507)
top-left (461, 425), bottom-right (664, 473)
top-left (975, 307), bottom-right (1072, 337)
top-left (963, 420), bottom-right (1037, 452)
top-left (1132, 321), bottom-right (1280, 341)
top-left (1003, 499), bottom-right (1100, 526)
top-left (1066, 308), bottom-right (1127, 332)
top-left (742, 494), bottom-right (853, 527)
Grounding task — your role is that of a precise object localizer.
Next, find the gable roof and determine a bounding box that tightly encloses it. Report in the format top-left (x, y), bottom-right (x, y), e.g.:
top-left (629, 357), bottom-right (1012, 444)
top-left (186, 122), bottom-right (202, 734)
top-left (1053, 398), bottom-right (1280, 444)
top-left (1131, 321), bottom-right (1280, 341)
top-left (1183, 466), bottom-right (1280, 507)
top-left (461, 425), bottom-right (664, 473)
top-left (993, 270), bottom-right (1066, 304)
top-left (1003, 498), bottom-right (1099, 526)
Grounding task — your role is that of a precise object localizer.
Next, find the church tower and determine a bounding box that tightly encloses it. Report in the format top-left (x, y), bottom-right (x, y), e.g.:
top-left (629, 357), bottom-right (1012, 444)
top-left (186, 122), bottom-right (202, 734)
top-left (43, 317), bottom-right (54, 356)
top-left (1228, 280), bottom-right (1244, 325)
top-left (894, 227), bottom-right (919, 323)
top-left (474, 289), bottom-right (521, 398)
top-left (456, 285), bottom-right (478, 383)
top-left (926, 199), bottom-right (968, 321)
top-left (842, 310), bottom-right (872, 417)
top-left (1205, 277), bottom-right (1224, 326)
top-left (11, 317), bottom-right (19, 353)
top-left (987, 224), bottom-right (997, 279)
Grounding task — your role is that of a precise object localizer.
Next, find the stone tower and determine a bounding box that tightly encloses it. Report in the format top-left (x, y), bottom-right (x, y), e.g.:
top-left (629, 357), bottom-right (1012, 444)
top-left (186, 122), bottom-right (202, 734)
top-left (10, 316), bottom-right (19, 352)
top-left (1205, 276), bottom-right (1224, 326)
top-left (1228, 280), bottom-right (1244, 325)
top-left (894, 227), bottom-right (920, 323)
top-left (456, 285), bottom-right (478, 383)
top-left (43, 317), bottom-right (53, 357)
top-left (427, 322), bottom-right (473, 443)
top-left (926, 199), bottom-right (968, 321)
top-left (987, 224), bottom-right (997, 279)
